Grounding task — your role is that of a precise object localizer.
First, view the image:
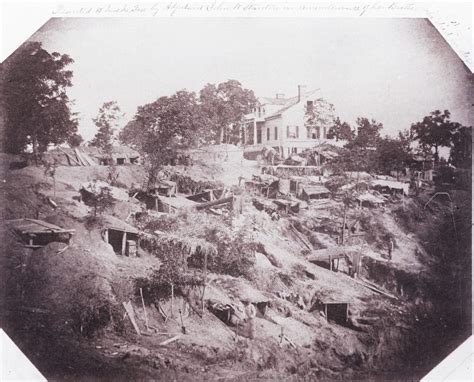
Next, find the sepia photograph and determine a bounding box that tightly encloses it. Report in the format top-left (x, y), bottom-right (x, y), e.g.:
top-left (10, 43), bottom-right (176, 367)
top-left (0, 3), bottom-right (472, 381)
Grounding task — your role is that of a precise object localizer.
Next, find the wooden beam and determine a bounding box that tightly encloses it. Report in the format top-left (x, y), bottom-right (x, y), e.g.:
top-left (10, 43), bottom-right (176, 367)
top-left (195, 196), bottom-right (234, 210)
top-left (123, 301), bottom-right (141, 335)
top-left (122, 232), bottom-right (127, 256)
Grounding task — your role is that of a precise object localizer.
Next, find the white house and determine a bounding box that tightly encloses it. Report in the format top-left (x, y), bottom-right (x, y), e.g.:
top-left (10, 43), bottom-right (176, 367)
top-left (241, 86), bottom-right (340, 159)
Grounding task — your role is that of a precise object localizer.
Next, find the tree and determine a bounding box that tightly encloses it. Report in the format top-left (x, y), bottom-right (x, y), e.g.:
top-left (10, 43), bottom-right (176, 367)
top-left (87, 183), bottom-right (116, 218)
top-left (449, 125), bottom-right (472, 168)
top-left (347, 117), bottom-right (383, 149)
top-left (410, 110), bottom-right (456, 163)
top-left (3, 41), bottom-right (78, 155)
top-left (327, 117), bottom-right (354, 141)
top-left (43, 158), bottom-right (59, 198)
top-left (329, 146), bottom-right (377, 175)
top-left (68, 133), bottom-right (84, 148)
top-left (199, 80), bottom-right (256, 144)
top-left (376, 134), bottom-right (412, 175)
top-left (90, 101), bottom-right (124, 156)
top-left (304, 98), bottom-right (335, 139)
top-left (119, 90), bottom-right (205, 186)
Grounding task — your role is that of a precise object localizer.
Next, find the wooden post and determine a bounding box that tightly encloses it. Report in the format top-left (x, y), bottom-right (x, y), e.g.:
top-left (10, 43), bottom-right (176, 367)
top-left (329, 255), bottom-right (332, 271)
top-left (325, 304), bottom-right (328, 322)
top-left (104, 229), bottom-right (109, 244)
top-left (171, 283), bottom-right (174, 318)
top-left (155, 197), bottom-right (159, 212)
top-left (202, 252), bottom-right (208, 315)
top-left (122, 232), bottom-right (127, 256)
top-left (140, 288), bottom-right (149, 331)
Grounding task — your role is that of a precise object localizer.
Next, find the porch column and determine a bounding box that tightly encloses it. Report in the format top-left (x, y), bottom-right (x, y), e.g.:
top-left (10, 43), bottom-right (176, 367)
top-left (253, 120), bottom-right (257, 145)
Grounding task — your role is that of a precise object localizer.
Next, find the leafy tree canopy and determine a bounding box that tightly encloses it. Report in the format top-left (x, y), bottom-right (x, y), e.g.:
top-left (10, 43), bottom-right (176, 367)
top-left (449, 125), bottom-right (472, 168)
top-left (346, 117), bottom-right (383, 149)
top-left (3, 41), bottom-right (78, 154)
top-left (68, 133), bottom-right (84, 148)
top-left (304, 98), bottom-right (335, 139)
top-left (327, 117), bottom-right (354, 141)
top-left (376, 132), bottom-right (413, 174)
top-left (410, 110), bottom-right (456, 162)
top-left (90, 101), bottom-right (124, 154)
top-left (199, 80), bottom-right (256, 144)
top-left (119, 90), bottom-right (205, 181)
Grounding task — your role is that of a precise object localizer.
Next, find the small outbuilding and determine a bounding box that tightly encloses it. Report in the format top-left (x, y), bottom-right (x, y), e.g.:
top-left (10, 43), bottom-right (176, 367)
top-left (102, 222), bottom-right (140, 257)
top-left (300, 185), bottom-right (331, 201)
top-left (311, 297), bottom-right (350, 325)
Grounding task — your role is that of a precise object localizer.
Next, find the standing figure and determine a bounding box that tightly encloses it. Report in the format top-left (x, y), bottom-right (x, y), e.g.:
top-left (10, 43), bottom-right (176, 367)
top-left (388, 237), bottom-right (394, 260)
top-left (243, 300), bottom-right (257, 339)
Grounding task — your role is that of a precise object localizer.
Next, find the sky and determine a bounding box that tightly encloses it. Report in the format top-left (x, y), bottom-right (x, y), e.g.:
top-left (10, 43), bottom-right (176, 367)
top-left (29, 17), bottom-right (472, 141)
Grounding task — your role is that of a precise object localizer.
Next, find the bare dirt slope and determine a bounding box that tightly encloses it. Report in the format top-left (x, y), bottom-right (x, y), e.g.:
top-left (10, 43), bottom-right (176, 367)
top-left (1, 155), bottom-right (471, 381)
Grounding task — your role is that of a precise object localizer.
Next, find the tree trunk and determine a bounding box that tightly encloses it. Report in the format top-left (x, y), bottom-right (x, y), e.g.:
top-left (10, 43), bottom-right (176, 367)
top-left (434, 145), bottom-right (439, 164)
top-left (32, 136), bottom-right (39, 165)
top-left (219, 126), bottom-right (224, 144)
top-left (342, 204), bottom-right (347, 245)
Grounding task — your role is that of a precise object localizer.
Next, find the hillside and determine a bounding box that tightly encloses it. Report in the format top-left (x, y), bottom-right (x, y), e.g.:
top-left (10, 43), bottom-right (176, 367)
top-left (0, 150), bottom-right (471, 381)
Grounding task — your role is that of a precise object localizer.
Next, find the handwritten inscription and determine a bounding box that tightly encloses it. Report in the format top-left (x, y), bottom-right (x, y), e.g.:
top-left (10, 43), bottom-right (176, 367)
top-left (51, 2), bottom-right (416, 17)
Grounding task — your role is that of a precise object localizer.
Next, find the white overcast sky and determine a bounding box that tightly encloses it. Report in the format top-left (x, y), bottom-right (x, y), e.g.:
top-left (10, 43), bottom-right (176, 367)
top-left (29, 17), bottom-right (472, 141)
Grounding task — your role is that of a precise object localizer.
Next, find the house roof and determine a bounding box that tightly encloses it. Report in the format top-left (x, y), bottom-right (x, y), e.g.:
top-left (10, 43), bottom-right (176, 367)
top-left (7, 219), bottom-right (75, 235)
top-left (259, 97), bottom-right (291, 106)
top-left (263, 88), bottom-right (321, 120)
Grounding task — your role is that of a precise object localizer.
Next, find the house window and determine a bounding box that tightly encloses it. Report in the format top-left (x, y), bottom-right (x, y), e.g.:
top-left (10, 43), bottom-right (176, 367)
top-left (267, 127), bottom-right (270, 141)
top-left (296, 126), bottom-right (299, 138)
top-left (274, 126), bottom-right (278, 140)
top-left (286, 126), bottom-right (290, 138)
top-left (307, 100), bottom-right (314, 112)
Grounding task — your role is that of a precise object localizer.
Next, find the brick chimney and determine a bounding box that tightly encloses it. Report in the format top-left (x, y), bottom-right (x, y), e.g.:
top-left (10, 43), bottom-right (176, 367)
top-left (297, 85), bottom-right (306, 102)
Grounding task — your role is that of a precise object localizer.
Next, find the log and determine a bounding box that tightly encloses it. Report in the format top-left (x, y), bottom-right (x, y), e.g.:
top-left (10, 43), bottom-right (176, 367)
top-left (355, 279), bottom-right (398, 300)
top-left (283, 335), bottom-right (297, 349)
top-left (140, 288), bottom-right (149, 331)
top-left (56, 245), bottom-right (69, 255)
top-left (159, 334), bottom-right (182, 346)
top-left (57, 147), bottom-right (81, 166)
top-left (123, 301), bottom-right (141, 335)
top-left (195, 196), bottom-right (234, 210)
top-left (289, 225), bottom-right (312, 250)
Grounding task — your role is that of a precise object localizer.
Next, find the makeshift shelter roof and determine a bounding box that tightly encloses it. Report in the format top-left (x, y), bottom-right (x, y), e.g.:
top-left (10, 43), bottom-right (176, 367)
top-left (84, 145), bottom-right (140, 159)
top-left (371, 179), bottom-right (409, 195)
top-left (288, 154), bottom-right (305, 162)
top-left (345, 172), bottom-right (372, 180)
top-left (301, 185), bottom-right (331, 195)
top-left (159, 195), bottom-right (197, 209)
top-left (308, 246), bottom-right (361, 262)
top-left (80, 181), bottom-right (129, 201)
top-left (356, 191), bottom-right (386, 204)
top-left (7, 219), bottom-right (75, 235)
top-left (254, 174), bottom-right (279, 185)
top-left (210, 275), bottom-right (270, 304)
top-left (103, 216), bottom-right (139, 234)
